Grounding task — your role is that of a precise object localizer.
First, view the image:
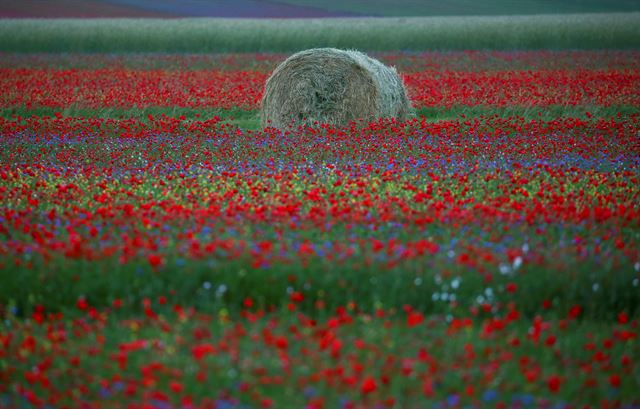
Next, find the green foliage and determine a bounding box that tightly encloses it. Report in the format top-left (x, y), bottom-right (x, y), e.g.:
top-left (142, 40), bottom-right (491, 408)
top-left (2, 105), bottom-right (637, 131)
top-left (3, 243), bottom-right (638, 320)
top-left (0, 106), bottom-right (257, 122)
top-left (0, 13), bottom-right (639, 53)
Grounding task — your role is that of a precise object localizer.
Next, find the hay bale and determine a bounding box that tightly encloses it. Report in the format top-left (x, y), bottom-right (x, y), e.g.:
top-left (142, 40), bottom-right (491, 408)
top-left (261, 48), bottom-right (412, 128)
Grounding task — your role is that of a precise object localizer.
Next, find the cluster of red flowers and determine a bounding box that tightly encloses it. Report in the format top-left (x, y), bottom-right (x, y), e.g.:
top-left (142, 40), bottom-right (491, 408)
top-left (1, 115), bottom-right (637, 272)
top-left (0, 296), bottom-right (637, 408)
top-left (0, 69), bottom-right (264, 109)
top-left (2, 67), bottom-right (637, 109)
top-left (0, 115), bottom-right (638, 328)
top-left (406, 70), bottom-right (640, 107)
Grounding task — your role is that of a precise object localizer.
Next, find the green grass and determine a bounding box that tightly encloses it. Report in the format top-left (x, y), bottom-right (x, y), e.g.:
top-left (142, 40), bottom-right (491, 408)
top-left (1, 13), bottom-right (639, 52)
top-left (280, 0), bottom-right (640, 17)
top-left (2, 105), bottom-right (638, 130)
top-left (0, 106), bottom-right (260, 128)
top-left (3, 247), bottom-right (638, 321)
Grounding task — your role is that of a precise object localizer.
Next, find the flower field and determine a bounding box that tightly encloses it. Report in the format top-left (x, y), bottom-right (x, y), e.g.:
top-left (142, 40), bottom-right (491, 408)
top-left (0, 51), bottom-right (639, 408)
top-left (2, 52), bottom-right (640, 110)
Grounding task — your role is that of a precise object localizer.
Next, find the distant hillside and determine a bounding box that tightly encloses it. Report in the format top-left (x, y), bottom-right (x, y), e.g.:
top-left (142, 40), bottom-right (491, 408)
top-left (277, 0), bottom-right (640, 17)
top-left (1, 0), bottom-right (638, 18)
top-left (0, 0), bottom-right (358, 18)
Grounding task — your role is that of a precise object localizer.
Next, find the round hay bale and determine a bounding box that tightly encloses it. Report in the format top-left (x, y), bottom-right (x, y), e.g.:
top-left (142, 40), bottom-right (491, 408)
top-left (261, 48), bottom-right (412, 128)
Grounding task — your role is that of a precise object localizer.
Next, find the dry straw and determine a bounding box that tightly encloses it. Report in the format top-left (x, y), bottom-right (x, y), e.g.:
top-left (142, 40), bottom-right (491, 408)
top-left (261, 48), bottom-right (412, 128)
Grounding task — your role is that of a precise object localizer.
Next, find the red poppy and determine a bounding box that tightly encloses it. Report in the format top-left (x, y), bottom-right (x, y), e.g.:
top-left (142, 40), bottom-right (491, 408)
top-left (361, 376), bottom-right (377, 394)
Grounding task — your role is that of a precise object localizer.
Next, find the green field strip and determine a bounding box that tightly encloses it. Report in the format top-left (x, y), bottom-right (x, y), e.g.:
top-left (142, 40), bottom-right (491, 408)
top-left (0, 106), bottom-right (258, 125)
top-left (2, 105), bottom-right (638, 130)
top-left (416, 105), bottom-right (640, 121)
top-left (1, 13), bottom-right (639, 53)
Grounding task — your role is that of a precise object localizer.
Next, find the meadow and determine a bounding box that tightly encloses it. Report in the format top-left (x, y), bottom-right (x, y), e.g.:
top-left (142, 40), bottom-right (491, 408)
top-left (0, 14), bottom-right (639, 409)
